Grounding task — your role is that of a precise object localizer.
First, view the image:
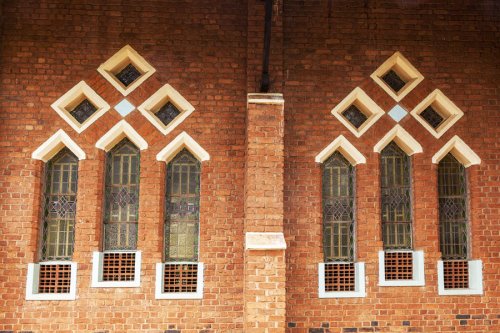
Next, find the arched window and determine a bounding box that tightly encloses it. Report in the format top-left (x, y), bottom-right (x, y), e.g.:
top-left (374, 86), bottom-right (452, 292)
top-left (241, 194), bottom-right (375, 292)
top-left (40, 148), bottom-right (79, 261)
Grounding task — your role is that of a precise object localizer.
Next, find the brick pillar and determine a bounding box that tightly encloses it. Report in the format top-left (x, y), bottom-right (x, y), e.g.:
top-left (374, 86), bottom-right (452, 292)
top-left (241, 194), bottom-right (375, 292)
top-left (244, 93), bottom-right (286, 332)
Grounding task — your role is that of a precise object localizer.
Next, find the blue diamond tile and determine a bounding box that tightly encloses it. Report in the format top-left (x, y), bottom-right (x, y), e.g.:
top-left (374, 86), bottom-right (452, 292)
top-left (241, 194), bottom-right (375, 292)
top-left (115, 99), bottom-right (135, 117)
top-left (388, 104), bottom-right (408, 122)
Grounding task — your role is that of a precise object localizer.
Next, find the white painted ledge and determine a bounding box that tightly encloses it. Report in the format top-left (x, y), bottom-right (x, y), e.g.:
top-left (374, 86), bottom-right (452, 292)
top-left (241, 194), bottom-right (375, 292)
top-left (245, 232), bottom-right (287, 250)
top-left (26, 261), bottom-right (77, 301)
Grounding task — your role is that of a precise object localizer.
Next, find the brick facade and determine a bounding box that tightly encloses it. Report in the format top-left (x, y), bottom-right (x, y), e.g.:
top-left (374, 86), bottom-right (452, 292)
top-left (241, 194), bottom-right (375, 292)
top-left (0, 1), bottom-right (498, 332)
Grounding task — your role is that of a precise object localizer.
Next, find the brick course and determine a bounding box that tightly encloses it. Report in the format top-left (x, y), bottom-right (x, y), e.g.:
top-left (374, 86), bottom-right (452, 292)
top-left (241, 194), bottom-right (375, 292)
top-left (0, 1), bottom-right (498, 332)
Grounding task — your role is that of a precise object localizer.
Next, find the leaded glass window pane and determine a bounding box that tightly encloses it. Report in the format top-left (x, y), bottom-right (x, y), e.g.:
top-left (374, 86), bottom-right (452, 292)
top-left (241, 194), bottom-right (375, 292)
top-left (438, 153), bottom-right (469, 260)
top-left (322, 152), bottom-right (355, 262)
top-left (40, 148), bottom-right (78, 261)
top-left (165, 149), bottom-right (200, 262)
top-left (380, 142), bottom-right (412, 249)
top-left (103, 138), bottom-right (140, 251)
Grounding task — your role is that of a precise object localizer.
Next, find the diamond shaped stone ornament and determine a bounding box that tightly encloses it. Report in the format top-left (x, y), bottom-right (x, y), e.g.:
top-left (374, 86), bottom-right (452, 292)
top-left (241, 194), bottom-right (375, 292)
top-left (115, 99), bottom-right (135, 117)
top-left (388, 104), bottom-right (408, 122)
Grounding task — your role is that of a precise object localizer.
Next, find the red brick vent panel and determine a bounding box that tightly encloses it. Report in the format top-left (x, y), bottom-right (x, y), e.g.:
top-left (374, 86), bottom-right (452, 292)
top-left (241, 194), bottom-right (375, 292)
top-left (324, 263), bottom-right (355, 292)
top-left (443, 260), bottom-right (469, 289)
top-left (164, 263), bottom-right (198, 293)
top-left (102, 252), bottom-right (136, 282)
top-left (38, 264), bottom-right (72, 293)
top-left (385, 252), bottom-right (413, 280)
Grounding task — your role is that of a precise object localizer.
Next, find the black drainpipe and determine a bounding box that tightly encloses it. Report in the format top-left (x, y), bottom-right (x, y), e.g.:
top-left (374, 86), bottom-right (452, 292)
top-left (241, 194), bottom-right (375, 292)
top-left (260, 0), bottom-right (273, 93)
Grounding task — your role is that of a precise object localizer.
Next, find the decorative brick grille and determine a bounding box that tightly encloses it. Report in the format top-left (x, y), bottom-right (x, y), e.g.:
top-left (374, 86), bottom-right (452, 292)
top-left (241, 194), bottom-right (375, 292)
top-left (443, 260), bottom-right (469, 289)
top-left (324, 263), bottom-right (355, 292)
top-left (163, 263), bottom-right (198, 293)
top-left (102, 252), bottom-right (136, 282)
top-left (115, 63), bottom-right (141, 87)
top-left (38, 264), bottom-right (72, 293)
top-left (382, 69), bottom-right (406, 92)
top-left (384, 252), bottom-right (413, 280)
top-left (420, 105), bottom-right (444, 129)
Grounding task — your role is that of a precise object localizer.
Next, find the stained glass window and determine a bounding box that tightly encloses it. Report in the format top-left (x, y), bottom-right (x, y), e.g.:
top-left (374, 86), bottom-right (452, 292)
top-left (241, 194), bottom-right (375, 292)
top-left (322, 152), bottom-right (355, 262)
top-left (165, 149), bottom-right (200, 262)
top-left (438, 153), bottom-right (469, 260)
top-left (103, 138), bottom-right (140, 251)
top-left (380, 142), bottom-right (412, 250)
top-left (40, 148), bottom-right (78, 261)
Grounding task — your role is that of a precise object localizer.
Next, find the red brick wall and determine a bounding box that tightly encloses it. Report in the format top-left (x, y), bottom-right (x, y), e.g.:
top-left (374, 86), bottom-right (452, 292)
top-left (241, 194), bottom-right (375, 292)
top-left (0, 1), bottom-right (498, 332)
top-left (283, 1), bottom-right (499, 332)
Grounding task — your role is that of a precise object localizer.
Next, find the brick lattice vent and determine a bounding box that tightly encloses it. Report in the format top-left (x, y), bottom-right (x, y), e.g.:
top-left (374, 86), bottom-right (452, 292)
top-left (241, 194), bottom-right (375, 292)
top-left (163, 263), bottom-right (198, 293)
top-left (443, 260), bottom-right (469, 289)
top-left (38, 264), bottom-right (72, 293)
top-left (384, 252), bottom-right (413, 280)
top-left (102, 252), bottom-right (136, 282)
top-left (324, 263), bottom-right (355, 292)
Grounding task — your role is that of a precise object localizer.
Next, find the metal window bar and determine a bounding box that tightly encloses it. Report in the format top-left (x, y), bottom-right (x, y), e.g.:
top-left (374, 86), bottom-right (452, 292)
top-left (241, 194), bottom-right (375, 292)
top-left (438, 153), bottom-right (469, 260)
top-left (380, 142), bottom-right (413, 250)
top-left (163, 263), bottom-right (198, 293)
top-left (103, 138), bottom-right (140, 251)
top-left (322, 152), bottom-right (355, 262)
top-left (38, 263), bottom-right (72, 293)
top-left (40, 148), bottom-right (78, 261)
top-left (165, 149), bottom-right (201, 262)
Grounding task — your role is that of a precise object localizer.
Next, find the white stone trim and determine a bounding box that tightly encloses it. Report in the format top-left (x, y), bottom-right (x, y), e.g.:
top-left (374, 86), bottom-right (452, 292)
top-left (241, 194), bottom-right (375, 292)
top-left (155, 262), bottom-right (204, 299)
top-left (138, 84), bottom-right (195, 135)
top-left (245, 232), bottom-right (287, 250)
top-left (370, 51), bottom-right (424, 102)
top-left (437, 260), bottom-right (483, 296)
top-left (378, 250), bottom-right (425, 287)
top-left (315, 135), bottom-right (366, 165)
top-left (97, 45), bottom-right (156, 96)
top-left (318, 262), bottom-right (366, 298)
top-left (26, 261), bottom-right (77, 301)
top-left (156, 131), bottom-right (210, 163)
top-left (51, 81), bottom-right (110, 133)
top-left (247, 93), bottom-right (284, 105)
top-left (95, 120), bottom-right (148, 151)
top-left (373, 124), bottom-right (423, 155)
top-left (331, 87), bottom-right (385, 138)
top-left (91, 251), bottom-right (141, 288)
top-left (432, 136), bottom-right (481, 167)
top-left (410, 89), bottom-right (464, 138)
top-left (32, 129), bottom-right (86, 162)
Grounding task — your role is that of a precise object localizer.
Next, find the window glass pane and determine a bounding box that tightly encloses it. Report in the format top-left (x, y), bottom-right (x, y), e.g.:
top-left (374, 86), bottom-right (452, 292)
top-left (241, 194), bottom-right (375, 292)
top-left (41, 148), bottom-right (78, 261)
top-left (165, 149), bottom-right (200, 261)
top-left (322, 152), bottom-right (354, 262)
top-left (103, 138), bottom-right (140, 251)
top-left (438, 153), bottom-right (468, 259)
top-left (380, 142), bottom-right (412, 249)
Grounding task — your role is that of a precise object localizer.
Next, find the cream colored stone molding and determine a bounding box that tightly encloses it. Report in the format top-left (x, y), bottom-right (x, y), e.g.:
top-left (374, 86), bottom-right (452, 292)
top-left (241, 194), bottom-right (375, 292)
top-left (156, 131), bottom-right (210, 163)
top-left (138, 84), bottom-right (195, 135)
top-left (245, 232), bottom-right (287, 250)
top-left (51, 81), bottom-right (110, 133)
top-left (373, 124), bottom-right (423, 155)
top-left (370, 51), bottom-right (424, 102)
top-left (95, 120), bottom-right (148, 151)
top-left (411, 89), bottom-right (464, 138)
top-left (432, 135), bottom-right (481, 167)
top-left (331, 87), bottom-right (385, 138)
top-left (97, 45), bottom-right (156, 96)
top-left (315, 135), bottom-right (366, 166)
top-left (26, 262), bottom-right (77, 301)
top-left (32, 129), bottom-right (86, 162)
top-left (247, 93), bottom-right (284, 105)
top-left (155, 262), bottom-right (204, 299)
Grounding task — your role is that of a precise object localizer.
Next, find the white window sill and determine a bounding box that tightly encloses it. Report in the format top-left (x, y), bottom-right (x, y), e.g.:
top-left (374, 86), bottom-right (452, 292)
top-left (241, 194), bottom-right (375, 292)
top-left (25, 261), bottom-right (77, 301)
top-left (318, 262), bottom-right (366, 298)
top-left (378, 250), bottom-right (425, 287)
top-left (437, 260), bottom-right (483, 296)
top-left (91, 251), bottom-right (141, 288)
top-left (155, 262), bottom-right (204, 299)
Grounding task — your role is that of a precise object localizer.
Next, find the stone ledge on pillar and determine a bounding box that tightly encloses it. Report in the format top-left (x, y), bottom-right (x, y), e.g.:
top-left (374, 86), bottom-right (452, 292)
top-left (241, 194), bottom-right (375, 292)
top-left (245, 232), bottom-right (286, 250)
top-left (247, 93), bottom-right (284, 105)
